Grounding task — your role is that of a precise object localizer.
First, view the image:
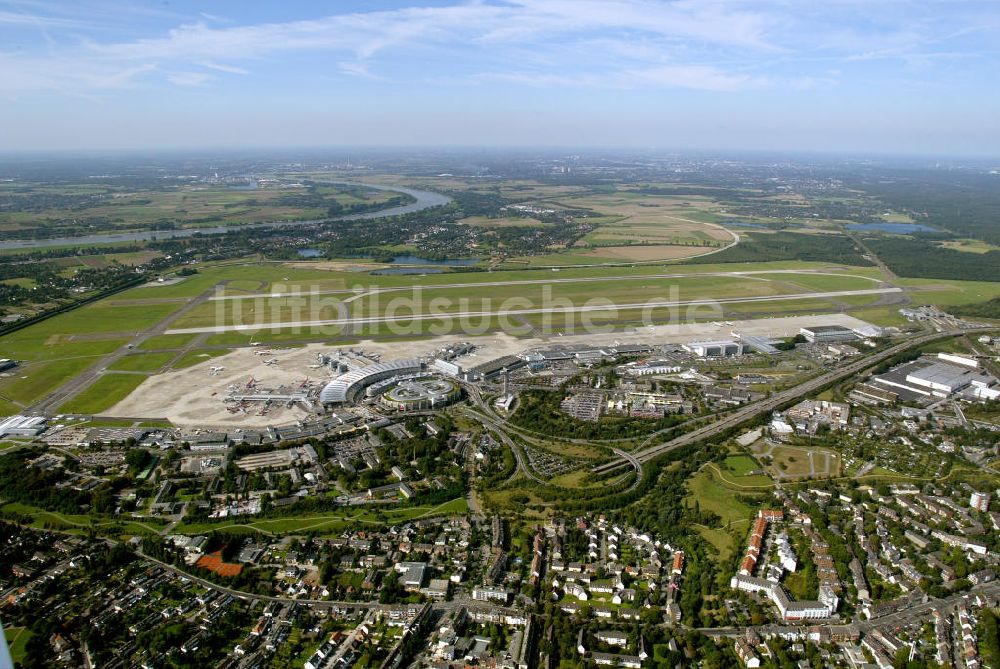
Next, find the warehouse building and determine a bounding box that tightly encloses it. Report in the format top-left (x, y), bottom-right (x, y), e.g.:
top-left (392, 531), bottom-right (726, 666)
top-left (738, 334), bottom-right (780, 355)
top-left (683, 340), bottom-right (745, 358)
top-left (872, 359), bottom-right (999, 400)
top-left (799, 325), bottom-right (857, 343)
top-left (0, 415), bottom-right (47, 438)
top-left (462, 355), bottom-right (526, 381)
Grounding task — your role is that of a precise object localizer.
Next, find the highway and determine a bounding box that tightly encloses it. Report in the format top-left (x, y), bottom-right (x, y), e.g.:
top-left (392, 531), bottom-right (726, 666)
top-left (611, 448), bottom-right (643, 492)
top-left (593, 328), bottom-right (983, 474)
top-left (458, 405), bottom-right (544, 484)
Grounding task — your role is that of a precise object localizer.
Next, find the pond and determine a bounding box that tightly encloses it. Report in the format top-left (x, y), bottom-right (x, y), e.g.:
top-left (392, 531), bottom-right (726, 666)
top-left (846, 222), bottom-right (936, 233)
top-left (721, 220), bottom-right (767, 229)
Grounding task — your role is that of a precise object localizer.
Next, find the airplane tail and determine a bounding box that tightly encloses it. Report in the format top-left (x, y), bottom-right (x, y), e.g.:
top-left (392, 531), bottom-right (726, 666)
top-left (0, 619), bottom-right (14, 669)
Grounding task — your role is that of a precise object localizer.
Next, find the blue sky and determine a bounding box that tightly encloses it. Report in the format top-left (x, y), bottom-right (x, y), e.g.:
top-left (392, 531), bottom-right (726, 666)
top-left (1, 0), bottom-right (999, 155)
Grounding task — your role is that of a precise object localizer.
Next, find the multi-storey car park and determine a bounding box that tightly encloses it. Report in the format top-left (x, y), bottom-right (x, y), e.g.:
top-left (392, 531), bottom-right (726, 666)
top-left (378, 378), bottom-right (461, 411)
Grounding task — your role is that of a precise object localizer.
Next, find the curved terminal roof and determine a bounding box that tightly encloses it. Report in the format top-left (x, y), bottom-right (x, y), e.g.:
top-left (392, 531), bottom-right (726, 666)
top-left (319, 359), bottom-right (423, 404)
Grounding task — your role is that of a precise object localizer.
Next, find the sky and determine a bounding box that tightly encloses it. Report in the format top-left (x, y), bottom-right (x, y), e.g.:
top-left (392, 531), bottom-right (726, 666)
top-left (1, 0), bottom-right (999, 156)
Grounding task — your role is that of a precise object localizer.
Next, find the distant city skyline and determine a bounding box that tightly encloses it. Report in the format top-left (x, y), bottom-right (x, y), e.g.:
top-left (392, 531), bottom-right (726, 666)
top-left (2, 0), bottom-right (999, 156)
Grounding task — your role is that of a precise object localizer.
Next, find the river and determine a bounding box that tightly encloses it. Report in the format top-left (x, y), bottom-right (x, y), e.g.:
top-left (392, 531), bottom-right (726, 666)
top-left (0, 182), bottom-right (452, 250)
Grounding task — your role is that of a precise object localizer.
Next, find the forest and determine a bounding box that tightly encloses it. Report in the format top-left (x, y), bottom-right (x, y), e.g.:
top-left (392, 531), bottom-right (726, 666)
top-left (952, 296), bottom-right (1000, 320)
top-left (850, 169), bottom-right (1000, 245)
top-left (862, 236), bottom-right (1000, 281)
top-left (682, 231), bottom-right (872, 267)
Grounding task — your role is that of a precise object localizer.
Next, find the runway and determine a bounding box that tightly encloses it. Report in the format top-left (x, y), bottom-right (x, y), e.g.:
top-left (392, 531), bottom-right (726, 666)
top-left (207, 268), bottom-right (883, 302)
top-left (168, 286), bottom-right (903, 334)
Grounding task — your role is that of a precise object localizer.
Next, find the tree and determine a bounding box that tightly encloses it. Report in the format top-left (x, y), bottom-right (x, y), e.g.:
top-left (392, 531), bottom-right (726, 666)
top-left (124, 448), bottom-right (150, 472)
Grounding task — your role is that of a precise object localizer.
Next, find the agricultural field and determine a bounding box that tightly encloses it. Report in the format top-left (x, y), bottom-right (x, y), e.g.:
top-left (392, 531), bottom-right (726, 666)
top-left (0, 181), bottom-right (399, 236)
top-left (487, 189), bottom-right (739, 266)
top-left (935, 239), bottom-right (1000, 254)
top-left (458, 215), bottom-right (549, 228)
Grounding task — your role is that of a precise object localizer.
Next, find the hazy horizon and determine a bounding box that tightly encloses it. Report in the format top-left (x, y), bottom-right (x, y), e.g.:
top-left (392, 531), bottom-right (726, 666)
top-left (2, 1), bottom-right (999, 156)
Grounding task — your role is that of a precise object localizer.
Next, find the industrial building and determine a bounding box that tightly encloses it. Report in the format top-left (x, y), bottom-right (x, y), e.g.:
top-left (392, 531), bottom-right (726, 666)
top-left (617, 361), bottom-right (683, 377)
top-left (871, 358), bottom-right (999, 400)
top-left (737, 334), bottom-right (780, 355)
top-left (234, 445), bottom-right (318, 471)
top-left (682, 340), bottom-right (745, 357)
top-left (462, 355), bottom-right (526, 381)
top-left (0, 414), bottom-right (47, 437)
top-left (799, 325), bottom-right (857, 343)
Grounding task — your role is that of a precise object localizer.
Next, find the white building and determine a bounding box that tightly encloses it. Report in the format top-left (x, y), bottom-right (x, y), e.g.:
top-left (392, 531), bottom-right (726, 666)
top-left (0, 415), bottom-right (47, 437)
top-left (799, 326), bottom-right (856, 343)
top-left (970, 491), bottom-right (991, 512)
top-left (471, 586), bottom-right (511, 603)
top-left (683, 340), bottom-right (744, 357)
top-left (730, 574), bottom-right (832, 621)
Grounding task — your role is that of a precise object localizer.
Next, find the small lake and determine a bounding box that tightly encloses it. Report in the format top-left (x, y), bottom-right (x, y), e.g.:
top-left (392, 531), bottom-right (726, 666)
top-left (846, 222), bottom-right (936, 234)
top-left (390, 255), bottom-right (479, 266)
top-left (297, 248), bottom-right (323, 258)
top-left (721, 220), bottom-right (766, 229)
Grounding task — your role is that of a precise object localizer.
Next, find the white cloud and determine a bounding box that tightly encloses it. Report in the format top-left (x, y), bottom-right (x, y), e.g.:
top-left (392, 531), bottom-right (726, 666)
top-left (0, 9), bottom-right (86, 28)
top-left (482, 63), bottom-right (763, 92)
top-left (166, 71), bottom-right (212, 87)
top-left (0, 52), bottom-right (154, 94)
top-left (200, 61), bottom-right (249, 75)
top-left (0, 0), bottom-right (996, 97)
